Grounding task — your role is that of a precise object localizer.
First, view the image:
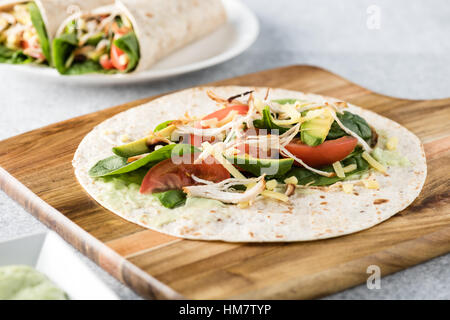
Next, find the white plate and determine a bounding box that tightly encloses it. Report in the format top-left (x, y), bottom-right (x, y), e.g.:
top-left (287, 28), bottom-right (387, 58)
top-left (0, 232), bottom-right (118, 300)
top-left (4, 0), bottom-right (259, 85)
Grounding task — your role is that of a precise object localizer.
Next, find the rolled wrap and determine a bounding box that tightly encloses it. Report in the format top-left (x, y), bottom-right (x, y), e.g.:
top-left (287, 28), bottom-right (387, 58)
top-left (117, 0), bottom-right (227, 72)
top-left (32, 0), bottom-right (112, 42)
top-left (0, 0), bottom-right (112, 63)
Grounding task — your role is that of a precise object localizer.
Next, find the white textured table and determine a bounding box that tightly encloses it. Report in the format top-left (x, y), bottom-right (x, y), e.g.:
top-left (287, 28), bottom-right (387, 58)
top-left (0, 0), bottom-right (449, 299)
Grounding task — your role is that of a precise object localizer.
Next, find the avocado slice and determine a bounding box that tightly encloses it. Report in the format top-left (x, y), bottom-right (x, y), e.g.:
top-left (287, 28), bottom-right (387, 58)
top-left (154, 120), bottom-right (173, 132)
top-left (301, 111), bottom-right (334, 146)
top-left (112, 125), bottom-right (177, 158)
top-left (86, 33), bottom-right (104, 46)
top-left (112, 138), bottom-right (150, 158)
top-left (227, 155), bottom-right (294, 177)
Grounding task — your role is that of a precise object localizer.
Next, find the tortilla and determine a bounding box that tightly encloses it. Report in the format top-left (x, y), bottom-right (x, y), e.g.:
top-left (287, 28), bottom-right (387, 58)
top-left (54, 0), bottom-right (226, 73)
top-left (73, 86), bottom-right (427, 242)
top-left (118, 0), bottom-right (226, 72)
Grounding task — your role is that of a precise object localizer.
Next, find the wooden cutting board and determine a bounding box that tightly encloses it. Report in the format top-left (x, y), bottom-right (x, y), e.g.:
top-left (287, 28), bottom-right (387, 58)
top-left (0, 66), bottom-right (449, 299)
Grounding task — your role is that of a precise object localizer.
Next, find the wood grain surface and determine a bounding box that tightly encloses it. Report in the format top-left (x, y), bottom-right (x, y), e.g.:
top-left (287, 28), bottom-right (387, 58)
top-left (0, 66), bottom-right (449, 299)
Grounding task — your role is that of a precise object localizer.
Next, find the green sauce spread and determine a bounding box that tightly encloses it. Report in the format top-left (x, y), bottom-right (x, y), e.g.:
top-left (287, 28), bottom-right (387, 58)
top-left (372, 147), bottom-right (410, 167)
top-left (184, 197), bottom-right (226, 209)
top-left (371, 130), bottom-right (411, 167)
top-left (0, 265), bottom-right (68, 300)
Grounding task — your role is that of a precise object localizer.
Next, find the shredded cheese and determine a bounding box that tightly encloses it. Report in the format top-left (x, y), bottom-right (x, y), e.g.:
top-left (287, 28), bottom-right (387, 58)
top-left (332, 161), bottom-right (345, 178)
top-left (386, 136), bottom-right (398, 151)
top-left (279, 123), bottom-right (301, 146)
top-left (342, 183), bottom-right (354, 194)
top-left (303, 109), bottom-right (326, 121)
top-left (120, 134), bottom-right (130, 143)
top-left (272, 103), bottom-right (302, 126)
top-left (362, 178), bottom-right (379, 189)
top-left (253, 97), bottom-right (265, 113)
top-left (342, 164), bottom-right (357, 173)
top-left (261, 190), bottom-right (289, 203)
top-left (284, 176), bottom-right (298, 185)
top-left (199, 142), bottom-right (246, 179)
top-left (238, 201), bottom-right (250, 209)
top-left (362, 151), bottom-right (387, 173)
top-left (265, 179), bottom-right (278, 191)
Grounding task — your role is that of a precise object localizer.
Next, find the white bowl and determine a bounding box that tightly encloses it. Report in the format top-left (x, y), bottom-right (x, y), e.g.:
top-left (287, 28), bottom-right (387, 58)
top-left (0, 232), bottom-right (118, 300)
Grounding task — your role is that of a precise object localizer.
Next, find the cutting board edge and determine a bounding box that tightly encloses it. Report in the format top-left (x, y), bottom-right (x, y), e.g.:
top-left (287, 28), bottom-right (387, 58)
top-left (225, 224), bottom-right (450, 300)
top-left (0, 166), bottom-right (184, 300)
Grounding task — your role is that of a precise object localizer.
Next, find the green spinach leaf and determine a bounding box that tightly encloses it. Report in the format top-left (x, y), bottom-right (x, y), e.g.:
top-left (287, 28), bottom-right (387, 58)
top-left (0, 45), bottom-right (31, 64)
top-left (327, 111), bottom-right (372, 142)
top-left (253, 106), bottom-right (290, 134)
top-left (89, 144), bottom-right (197, 177)
top-left (100, 167), bottom-right (148, 185)
top-left (52, 33), bottom-right (77, 74)
top-left (28, 2), bottom-right (50, 63)
top-left (65, 60), bottom-right (117, 75)
top-left (153, 190), bottom-right (186, 209)
top-left (113, 32), bottom-right (140, 72)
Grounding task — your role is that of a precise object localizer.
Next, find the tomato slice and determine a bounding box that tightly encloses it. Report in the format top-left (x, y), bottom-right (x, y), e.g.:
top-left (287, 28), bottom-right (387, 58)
top-left (188, 105), bottom-right (249, 147)
top-left (285, 136), bottom-right (358, 168)
top-left (202, 105), bottom-right (249, 123)
top-left (21, 40), bottom-right (45, 60)
top-left (110, 44), bottom-right (128, 71)
top-left (99, 54), bottom-right (114, 70)
top-left (140, 154), bottom-right (230, 194)
top-left (187, 134), bottom-right (215, 148)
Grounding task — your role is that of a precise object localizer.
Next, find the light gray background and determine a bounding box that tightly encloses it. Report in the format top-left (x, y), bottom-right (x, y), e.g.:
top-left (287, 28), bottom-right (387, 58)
top-left (0, 0), bottom-right (449, 299)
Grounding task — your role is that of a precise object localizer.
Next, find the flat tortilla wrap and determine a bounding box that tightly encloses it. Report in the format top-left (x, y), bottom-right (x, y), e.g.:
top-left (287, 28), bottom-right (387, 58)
top-left (73, 87), bottom-right (427, 242)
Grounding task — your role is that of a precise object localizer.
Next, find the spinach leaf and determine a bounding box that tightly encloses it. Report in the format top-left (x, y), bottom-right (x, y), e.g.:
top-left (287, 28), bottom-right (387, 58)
top-left (28, 2), bottom-right (50, 64)
top-left (253, 106), bottom-right (290, 134)
top-left (279, 149), bottom-right (369, 186)
top-left (113, 32), bottom-right (140, 72)
top-left (89, 144), bottom-right (197, 177)
top-left (64, 60), bottom-right (117, 75)
top-left (100, 167), bottom-right (148, 185)
top-left (154, 190), bottom-right (186, 209)
top-left (327, 111), bottom-right (372, 142)
top-left (86, 33), bottom-right (104, 46)
top-left (52, 33), bottom-right (77, 74)
top-left (0, 45), bottom-right (32, 64)
top-left (89, 155), bottom-right (128, 178)
top-left (52, 31), bottom-right (139, 74)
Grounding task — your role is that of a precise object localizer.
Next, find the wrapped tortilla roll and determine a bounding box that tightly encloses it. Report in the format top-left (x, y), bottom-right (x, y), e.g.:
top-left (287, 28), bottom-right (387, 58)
top-left (0, 0), bottom-right (111, 65)
top-left (52, 0), bottom-right (226, 75)
top-left (118, 0), bottom-right (227, 73)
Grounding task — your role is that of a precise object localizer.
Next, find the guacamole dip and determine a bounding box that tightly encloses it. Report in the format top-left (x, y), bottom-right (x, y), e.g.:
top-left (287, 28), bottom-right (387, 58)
top-left (0, 265), bottom-right (68, 300)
